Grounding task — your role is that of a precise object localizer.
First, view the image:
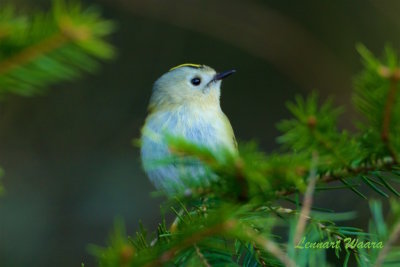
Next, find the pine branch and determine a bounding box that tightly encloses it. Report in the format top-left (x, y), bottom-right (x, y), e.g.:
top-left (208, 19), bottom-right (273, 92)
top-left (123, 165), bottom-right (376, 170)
top-left (0, 32), bottom-right (68, 75)
top-left (143, 221), bottom-right (231, 267)
top-left (374, 221), bottom-right (400, 267)
top-left (194, 244), bottom-right (211, 267)
top-left (293, 152), bottom-right (318, 246)
top-left (94, 45), bottom-right (400, 267)
top-left (0, 1), bottom-right (115, 196)
top-left (276, 159), bottom-right (397, 198)
top-left (0, 0), bottom-right (115, 96)
top-left (243, 225), bottom-right (296, 267)
top-left (379, 65), bottom-right (399, 163)
top-left (253, 243), bottom-right (268, 267)
top-left (267, 206), bottom-right (361, 258)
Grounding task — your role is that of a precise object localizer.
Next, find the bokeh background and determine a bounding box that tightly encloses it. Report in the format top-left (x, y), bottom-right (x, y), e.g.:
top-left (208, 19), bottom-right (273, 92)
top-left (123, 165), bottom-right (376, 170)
top-left (1, 0), bottom-right (400, 266)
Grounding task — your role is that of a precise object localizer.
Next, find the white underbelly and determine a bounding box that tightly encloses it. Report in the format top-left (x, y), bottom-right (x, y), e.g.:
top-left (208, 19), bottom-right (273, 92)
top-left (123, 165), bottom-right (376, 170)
top-left (143, 109), bottom-right (232, 152)
top-left (140, 108), bottom-right (233, 193)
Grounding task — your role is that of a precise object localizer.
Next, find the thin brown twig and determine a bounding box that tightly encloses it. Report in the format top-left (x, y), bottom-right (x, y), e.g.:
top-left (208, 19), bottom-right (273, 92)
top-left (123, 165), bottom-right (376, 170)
top-left (234, 158), bottom-right (249, 201)
top-left (0, 33), bottom-right (68, 75)
top-left (194, 244), bottom-right (211, 267)
top-left (374, 220), bottom-right (400, 267)
top-left (253, 243), bottom-right (268, 267)
top-left (244, 227), bottom-right (297, 267)
top-left (380, 67), bottom-right (399, 163)
top-left (268, 206), bottom-right (360, 255)
top-left (276, 160), bottom-right (396, 197)
top-left (293, 152), bottom-right (318, 246)
top-left (0, 16), bottom-right (91, 77)
top-left (144, 221), bottom-right (230, 267)
top-left (147, 216), bottom-right (298, 267)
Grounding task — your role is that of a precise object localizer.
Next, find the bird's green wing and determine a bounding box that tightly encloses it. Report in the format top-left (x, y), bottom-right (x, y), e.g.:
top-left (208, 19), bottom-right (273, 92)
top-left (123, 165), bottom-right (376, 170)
top-left (221, 112), bottom-right (238, 152)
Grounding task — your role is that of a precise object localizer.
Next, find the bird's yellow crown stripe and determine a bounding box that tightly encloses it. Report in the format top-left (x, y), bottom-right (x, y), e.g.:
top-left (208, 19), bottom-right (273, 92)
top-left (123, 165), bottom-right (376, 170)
top-left (169, 63), bottom-right (203, 71)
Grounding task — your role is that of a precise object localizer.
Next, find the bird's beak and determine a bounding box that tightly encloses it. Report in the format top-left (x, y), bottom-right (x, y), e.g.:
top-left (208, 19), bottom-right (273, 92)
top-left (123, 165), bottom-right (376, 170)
top-left (206, 69), bottom-right (236, 90)
top-left (213, 69), bottom-right (236, 81)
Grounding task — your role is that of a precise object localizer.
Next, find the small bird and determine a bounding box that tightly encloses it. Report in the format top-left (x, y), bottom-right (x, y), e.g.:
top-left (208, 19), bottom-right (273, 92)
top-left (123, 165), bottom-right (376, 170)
top-left (141, 63), bottom-right (237, 196)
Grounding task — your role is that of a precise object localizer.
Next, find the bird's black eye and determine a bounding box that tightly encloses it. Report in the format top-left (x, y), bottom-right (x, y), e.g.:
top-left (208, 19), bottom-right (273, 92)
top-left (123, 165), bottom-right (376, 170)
top-left (191, 77), bottom-right (201, 86)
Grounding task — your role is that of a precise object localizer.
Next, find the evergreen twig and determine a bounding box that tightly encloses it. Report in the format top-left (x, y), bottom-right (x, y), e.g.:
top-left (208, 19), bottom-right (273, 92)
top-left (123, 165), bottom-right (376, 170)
top-left (293, 152), bottom-right (318, 246)
top-left (374, 221), bottom-right (400, 267)
top-left (94, 45), bottom-right (400, 267)
top-left (243, 225), bottom-right (296, 267)
top-left (379, 66), bottom-right (399, 163)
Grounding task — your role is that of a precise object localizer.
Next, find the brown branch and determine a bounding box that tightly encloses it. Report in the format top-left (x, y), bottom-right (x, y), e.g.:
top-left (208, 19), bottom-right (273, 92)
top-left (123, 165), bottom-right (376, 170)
top-left (234, 158), bottom-right (249, 201)
top-left (146, 217), bottom-right (298, 267)
top-left (0, 33), bottom-right (68, 75)
top-left (194, 244), bottom-right (211, 267)
top-left (0, 16), bottom-right (90, 77)
top-left (144, 221), bottom-right (232, 267)
top-left (276, 160), bottom-right (396, 197)
top-left (380, 66), bottom-right (400, 163)
top-left (374, 220), bottom-right (400, 267)
top-left (244, 226), bottom-right (297, 267)
top-left (269, 206), bottom-right (359, 255)
top-left (253, 243), bottom-right (268, 267)
top-left (293, 152), bottom-right (318, 246)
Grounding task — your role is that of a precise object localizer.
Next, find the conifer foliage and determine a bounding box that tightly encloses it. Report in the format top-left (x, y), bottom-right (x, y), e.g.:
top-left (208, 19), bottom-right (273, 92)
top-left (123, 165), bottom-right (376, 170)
top-left (0, 0), bottom-right (115, 97)
top-left (2, 1), bottom-right (400, 265)
top-left (0, 0), bottom-right (114, 193)
top-left (93, 46), bottom-right (400, 266)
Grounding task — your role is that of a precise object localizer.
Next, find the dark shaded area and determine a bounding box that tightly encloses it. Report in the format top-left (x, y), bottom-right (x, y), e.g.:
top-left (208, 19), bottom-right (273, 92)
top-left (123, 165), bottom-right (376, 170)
top-left (0, 0), bottom-right (399, 266)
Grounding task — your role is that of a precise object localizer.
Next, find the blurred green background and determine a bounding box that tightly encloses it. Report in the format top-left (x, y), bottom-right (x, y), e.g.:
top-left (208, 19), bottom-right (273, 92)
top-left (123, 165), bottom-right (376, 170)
top-left (1, 0), bottom-right (400, 266)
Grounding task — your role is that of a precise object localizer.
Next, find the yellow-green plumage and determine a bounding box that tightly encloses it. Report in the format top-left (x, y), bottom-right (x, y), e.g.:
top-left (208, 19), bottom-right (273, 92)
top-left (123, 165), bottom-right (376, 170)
top-left (141, 64), bottom-right (237, 195)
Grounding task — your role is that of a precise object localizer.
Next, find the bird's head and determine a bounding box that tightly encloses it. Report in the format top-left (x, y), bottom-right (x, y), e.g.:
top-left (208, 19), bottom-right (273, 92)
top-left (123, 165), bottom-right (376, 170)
top-left (148, 64), bottom-right (235, 111)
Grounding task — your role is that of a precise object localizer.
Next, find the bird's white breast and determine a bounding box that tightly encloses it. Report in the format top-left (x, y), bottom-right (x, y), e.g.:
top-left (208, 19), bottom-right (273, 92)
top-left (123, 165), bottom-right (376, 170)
top-left (140, 105), bottom-right (234, 193)
top-left (143, 105), bottom-right (233, 151)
